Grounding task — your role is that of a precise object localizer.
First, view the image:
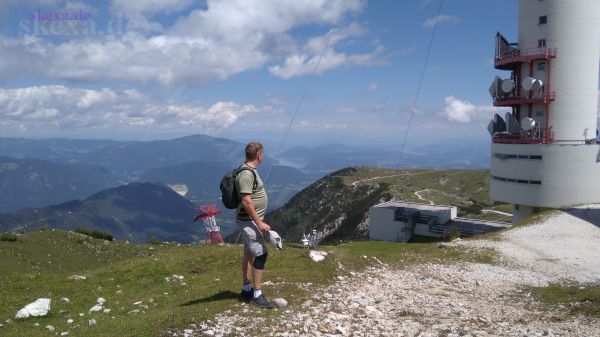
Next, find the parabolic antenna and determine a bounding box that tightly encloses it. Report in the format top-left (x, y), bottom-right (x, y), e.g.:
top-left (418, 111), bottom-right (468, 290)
top-left (487, 119), bottom-right (496, 136)
top-left (531, 79), bottom-right (543, 92)
top-left (489, 76), bottom-right (502, 98)
top-left (494, 113), bottom-right (507, 132)
top-left (505, 112), bottom-right (521, 133)
top-left (521, 117), bottom-right (536, 131)
top-left (522, 77), bottom-right (536, 91)
top-left (501, 79), bottom-right (515, 94)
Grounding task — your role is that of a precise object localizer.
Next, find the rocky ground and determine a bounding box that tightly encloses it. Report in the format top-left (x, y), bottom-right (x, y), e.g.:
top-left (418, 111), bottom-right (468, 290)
top-left (172, 206), bottom-right (600, 337)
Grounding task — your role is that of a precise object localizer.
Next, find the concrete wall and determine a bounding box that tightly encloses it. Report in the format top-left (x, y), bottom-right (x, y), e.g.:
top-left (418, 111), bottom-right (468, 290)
top-left (491, 143), bottom-right (600, 208)
top-left (368, 206), bottom-right (411, 243)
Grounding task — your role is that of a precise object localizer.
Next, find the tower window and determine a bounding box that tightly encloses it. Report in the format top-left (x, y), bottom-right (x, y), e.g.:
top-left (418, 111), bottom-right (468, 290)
top-left (537, 62), bottom-right (546, 71)
top-left (536, 108), bottom-right (544, 117)
top-left (538, 39), bottom-right (546, 48)
top-left (538, 16), bottom-right (547, 24)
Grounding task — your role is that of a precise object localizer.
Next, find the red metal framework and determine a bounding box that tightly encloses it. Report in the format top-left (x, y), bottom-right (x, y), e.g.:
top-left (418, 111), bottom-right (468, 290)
top-left (495, 47), bottom-right (557, 70)
top-left (492, 34), bottom-right (557, 144)
top-left (193, 204), bottom-right (224, 244)
top-left (493, 91), bottom-right (556, 107)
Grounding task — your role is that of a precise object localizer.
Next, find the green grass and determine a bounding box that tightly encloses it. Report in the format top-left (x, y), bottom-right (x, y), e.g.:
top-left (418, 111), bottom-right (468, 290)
top-left (0, 233), bottom-right (18, 241)
top-left (530, 284), bottom-right (600, 317)
top-left (0, 230), bottom-right (494, 336)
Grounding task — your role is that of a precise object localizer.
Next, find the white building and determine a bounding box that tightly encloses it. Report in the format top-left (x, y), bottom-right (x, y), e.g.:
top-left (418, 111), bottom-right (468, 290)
top-left (369, 201), bottom-right (508, 243)
top-left (489, 0), bottom-right (600, 222)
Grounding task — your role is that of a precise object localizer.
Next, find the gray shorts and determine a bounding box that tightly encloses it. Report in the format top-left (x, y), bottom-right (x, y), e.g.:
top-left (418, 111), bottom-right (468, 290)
top-left (237, 220), bottom-right (268, 257)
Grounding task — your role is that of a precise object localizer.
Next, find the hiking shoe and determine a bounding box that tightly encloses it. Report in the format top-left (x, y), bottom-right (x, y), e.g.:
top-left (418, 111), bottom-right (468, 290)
top-left (252, 294), bottom-right (275, 309)
top-left (240, 289), bottom-right (253, 302)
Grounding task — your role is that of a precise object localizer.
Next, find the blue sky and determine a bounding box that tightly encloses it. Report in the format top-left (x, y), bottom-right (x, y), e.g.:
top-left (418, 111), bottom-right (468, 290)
top-left (0, 0), bottom-right (519, 148)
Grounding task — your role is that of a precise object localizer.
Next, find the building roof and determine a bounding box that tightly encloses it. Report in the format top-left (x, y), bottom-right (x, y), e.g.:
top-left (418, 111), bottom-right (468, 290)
top-left (371, 200), bottom-right (455, 212)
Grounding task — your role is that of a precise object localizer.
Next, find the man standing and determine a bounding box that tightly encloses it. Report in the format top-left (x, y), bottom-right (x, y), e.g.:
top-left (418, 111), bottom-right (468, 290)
top-left (235, 141), bottom-right (274, 309)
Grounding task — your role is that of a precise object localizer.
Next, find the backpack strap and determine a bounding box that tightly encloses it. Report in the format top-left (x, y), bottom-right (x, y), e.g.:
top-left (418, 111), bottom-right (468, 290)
top-left (235, 165), bottom-right (259, 192)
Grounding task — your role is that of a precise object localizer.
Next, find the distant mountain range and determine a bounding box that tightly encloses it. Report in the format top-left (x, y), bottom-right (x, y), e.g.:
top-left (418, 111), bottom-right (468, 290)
top-left (0, 182), bottom-right (205, 243)
top-left (0, 156), bottom-right (118, 213)
top-left (277, 140), bottom-right (490, 177)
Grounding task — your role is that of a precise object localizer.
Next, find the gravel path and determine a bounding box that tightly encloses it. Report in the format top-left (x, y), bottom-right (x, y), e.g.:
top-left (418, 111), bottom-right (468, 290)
top-left (174, 205), bottom-right (600, 337)
top-left (464, 205), bottom-right (600, 283)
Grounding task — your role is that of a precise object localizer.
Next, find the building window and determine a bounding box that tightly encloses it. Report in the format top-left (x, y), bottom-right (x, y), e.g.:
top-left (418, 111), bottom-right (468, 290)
top-left (538, 39), bottom-right (546, 48)
top-left (538, 16), bottom-right (547, 24)
top-left (537, 62), bottom-right (546, 71)
top-left (536, 108), bottom-right (544, 117)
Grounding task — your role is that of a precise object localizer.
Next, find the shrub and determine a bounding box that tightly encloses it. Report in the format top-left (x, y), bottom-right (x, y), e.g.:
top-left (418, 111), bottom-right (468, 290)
top-left (0, 233), bottom-right (18, 242)
top-left (443, 228), bottom-right (461, 241)
top-left (73, 227), bottom-right (113, 241)
top-left (148, 235), bottom-right (161, 245)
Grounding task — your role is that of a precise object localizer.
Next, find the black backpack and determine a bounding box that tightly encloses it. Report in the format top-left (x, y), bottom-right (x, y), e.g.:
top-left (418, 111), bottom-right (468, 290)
top-left (220, 166), bottom-right (258, 209)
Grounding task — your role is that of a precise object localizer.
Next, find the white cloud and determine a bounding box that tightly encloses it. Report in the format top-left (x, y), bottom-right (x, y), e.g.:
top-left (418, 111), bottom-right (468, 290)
top-left (111, 0), bottom-right (193, 16)
top-left (268, 23), bottom-right (385, 79)
top-left (297, 120), bottom-right (350, 130)
top-left (0, 85), bottom-right (265, 132)
top-left (2, 0), bottom-right (369, 86)
top-left (442, 96), bottom-right (502, 123)
top-left (368, 82), bottom-right (378, 91)
top-left (422, 14), bottom-right (460, 28)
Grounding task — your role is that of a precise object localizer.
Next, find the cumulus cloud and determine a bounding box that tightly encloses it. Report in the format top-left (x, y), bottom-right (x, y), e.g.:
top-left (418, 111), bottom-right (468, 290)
top-left (0, 85), bottom-right (264, 132)
top-left (268, 22), bottom-right (385, 79)
top-left (1, 0), bottom-right (370, 86)
top-left (422, 14), bottom-right (460, 28)
top-left (442, 96), bottom-right (502, 123)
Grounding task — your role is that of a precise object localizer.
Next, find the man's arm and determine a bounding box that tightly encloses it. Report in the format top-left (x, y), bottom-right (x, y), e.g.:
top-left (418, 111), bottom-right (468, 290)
top-left (240, 194), bottom-right (271, 232)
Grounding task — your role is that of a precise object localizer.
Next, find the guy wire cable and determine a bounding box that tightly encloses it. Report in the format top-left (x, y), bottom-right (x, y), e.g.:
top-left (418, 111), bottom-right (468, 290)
top-left (263, 0), bottom-right (350, 184)
top-left (396, 0), bottom-right (445, 167)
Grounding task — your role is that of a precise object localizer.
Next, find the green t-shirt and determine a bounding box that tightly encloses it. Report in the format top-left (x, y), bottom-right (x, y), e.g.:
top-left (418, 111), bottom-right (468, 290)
top-left (235, 164), bottom-right (268, 221)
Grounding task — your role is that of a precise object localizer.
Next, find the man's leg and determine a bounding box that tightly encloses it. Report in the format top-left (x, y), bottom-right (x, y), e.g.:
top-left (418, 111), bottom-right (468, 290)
top-left (242, 251), bottom-right (253, 284)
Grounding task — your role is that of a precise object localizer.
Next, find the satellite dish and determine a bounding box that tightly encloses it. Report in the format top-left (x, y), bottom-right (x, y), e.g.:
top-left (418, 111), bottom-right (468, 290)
top-left (489, 80), bottom-right (497, 98)
top-left (487, 119), bottom-right (496, 136)
top-left (500, 79), bottom-right (514, 94)
top-left (521, 117), bottom-right (536, 131)
top-left (505, 112), bottom-right (521, 133)
top-left (489, 76), bottom-right (502, 98)
top-left (531, 79), bottom-right (543, 92)
top-left (494, 113), bottom-right (507, 132)
top-left (522, 77), bottom-right (536, 91)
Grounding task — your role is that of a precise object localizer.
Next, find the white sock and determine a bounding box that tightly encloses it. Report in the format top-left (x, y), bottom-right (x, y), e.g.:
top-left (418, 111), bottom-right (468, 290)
top-left (242, 283), bottom-right (251, 292)
top-left (253, 289), bottom-right (262, 299)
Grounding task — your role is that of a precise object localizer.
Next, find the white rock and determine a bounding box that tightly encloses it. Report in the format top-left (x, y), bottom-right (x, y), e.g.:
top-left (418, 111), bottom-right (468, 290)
top-left (67, 275), bottom-right (87, 280)
top-left (61, 298), bottom-right (70, 303)
top-left (205, 330), bottom-right (215, 336)
top-left (103, 309), bottom-right (111, 314)
top-left (15, 298), bottom-right (51, 319)
top-left (272, 298), bottom-right (288, 308)
top-left (133, 301), bottom-right (143, 305)
top-left (335, 325), bottom-right (347, 335)
top-left (89, 319), bottom-right (97, 326)
top-left (79, 313), bottom-right (84, 317)
top-left (89, 305), bottom-right (103, 313)
top-left (61, 332), bottom-right (69, 336)
top-left (67, 319), bottom-right (74, 324)
top-left (97, 297), bottom-right (106, 305)
top-left (46, 325), bottom-right (55, 331)
top-left (34, 323), bottom-right (40, 326)
top-left (309, 250), bottom-right (328, 262)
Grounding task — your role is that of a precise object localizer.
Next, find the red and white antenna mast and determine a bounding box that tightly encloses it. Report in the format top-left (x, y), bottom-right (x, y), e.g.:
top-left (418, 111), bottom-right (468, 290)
top-left (193, 204), bottom-right (224, 244)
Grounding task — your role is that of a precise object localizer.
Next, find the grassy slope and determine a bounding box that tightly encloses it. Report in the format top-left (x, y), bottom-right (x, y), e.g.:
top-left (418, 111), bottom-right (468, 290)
top-left (0, 230), bottom-right (492, 337)
top-left (268, 167), bottom-right (511, 242)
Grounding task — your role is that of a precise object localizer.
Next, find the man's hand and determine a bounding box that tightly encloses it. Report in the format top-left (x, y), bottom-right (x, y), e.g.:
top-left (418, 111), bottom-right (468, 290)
top-left (257, 221), bottom-right (271, 232)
